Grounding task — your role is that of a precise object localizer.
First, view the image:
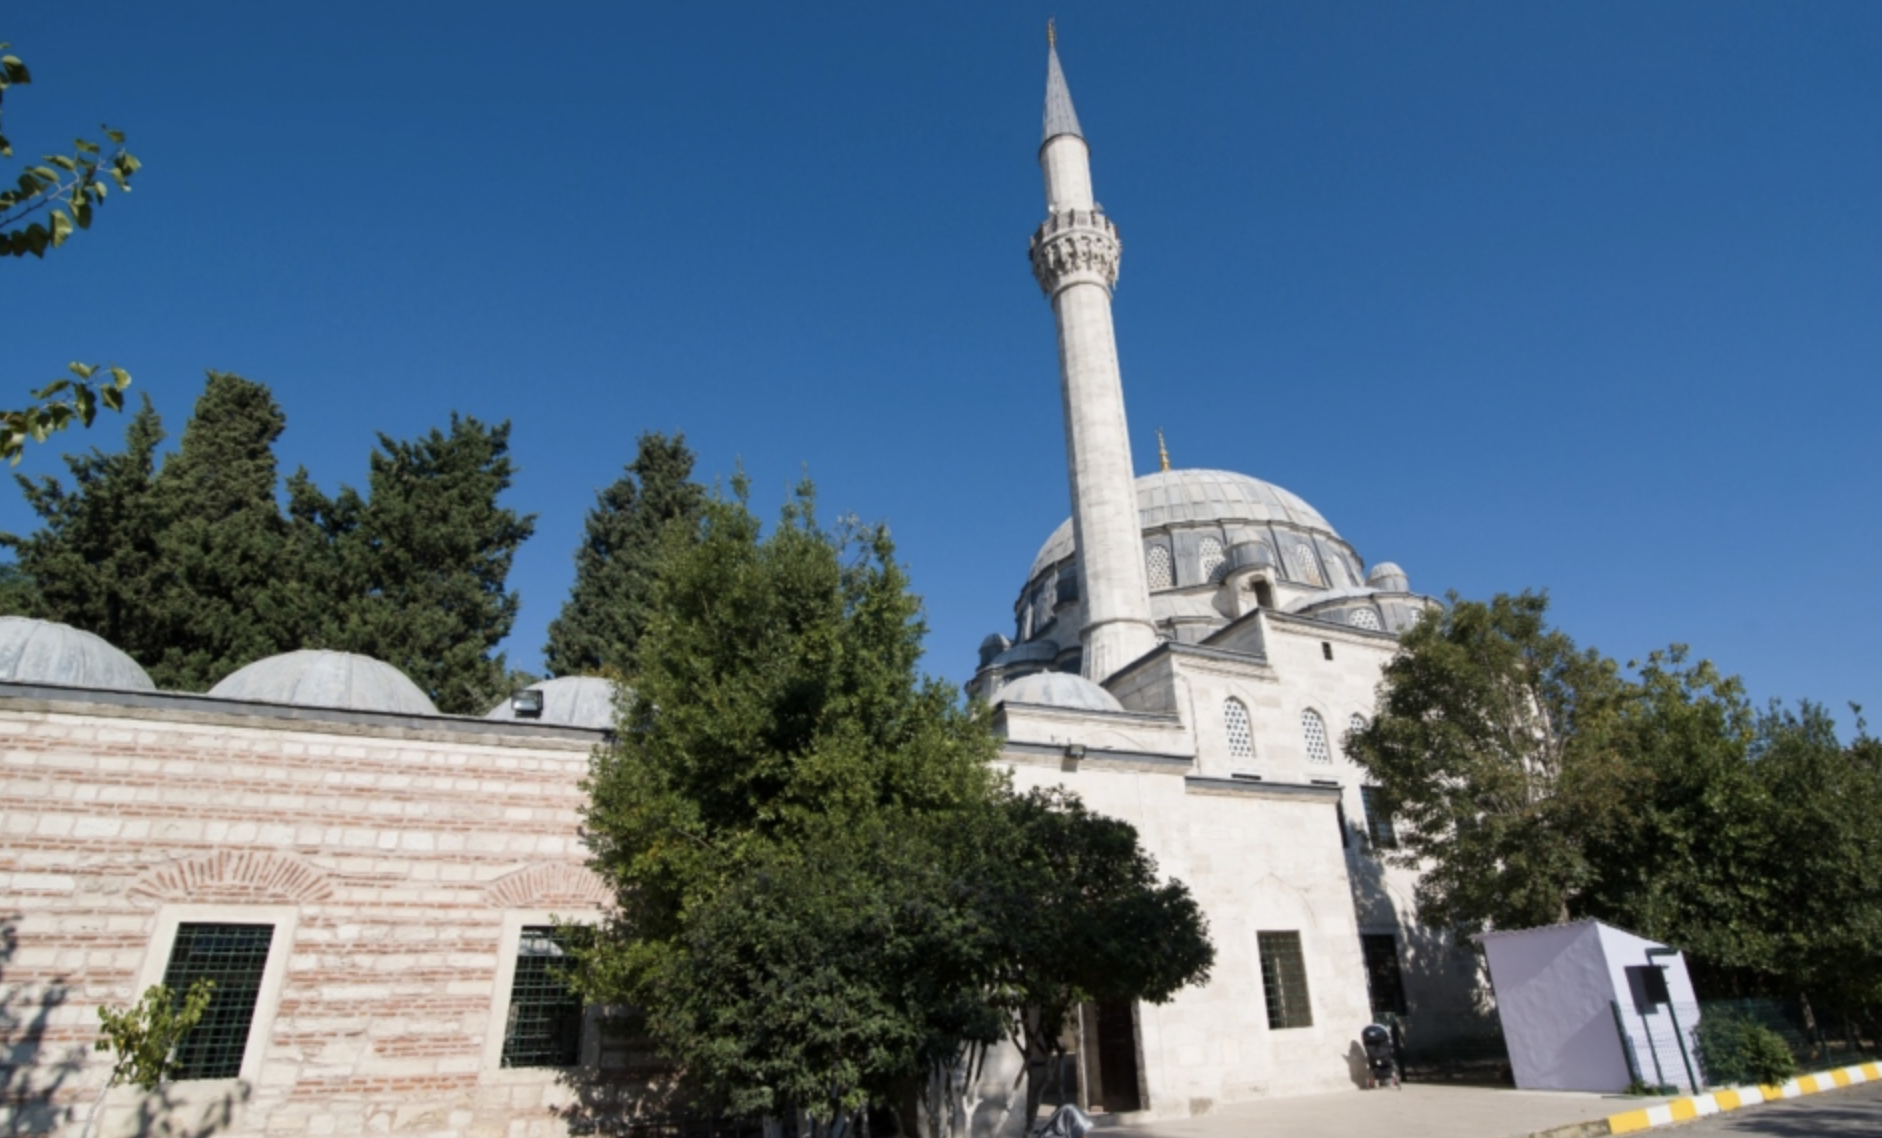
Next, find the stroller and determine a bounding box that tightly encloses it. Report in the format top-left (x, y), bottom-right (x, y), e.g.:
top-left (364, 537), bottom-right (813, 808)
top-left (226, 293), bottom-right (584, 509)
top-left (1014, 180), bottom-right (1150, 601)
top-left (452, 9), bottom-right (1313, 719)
top-left (1361, 1023), bottom-right (1400, 1089)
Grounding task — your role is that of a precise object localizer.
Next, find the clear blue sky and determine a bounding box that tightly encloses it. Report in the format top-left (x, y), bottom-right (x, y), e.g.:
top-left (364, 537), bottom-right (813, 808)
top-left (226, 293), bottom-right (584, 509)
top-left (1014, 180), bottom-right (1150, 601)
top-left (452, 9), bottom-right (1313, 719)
top-left (7, 3), bottom-right (1879, 727)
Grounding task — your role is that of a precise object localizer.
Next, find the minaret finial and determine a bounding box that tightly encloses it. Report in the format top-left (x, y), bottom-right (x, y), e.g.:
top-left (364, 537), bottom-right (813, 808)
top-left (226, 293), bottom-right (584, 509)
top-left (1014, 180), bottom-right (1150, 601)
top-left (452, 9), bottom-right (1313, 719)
top-left (1047, 18), bottom-right (1056, 48)
top-left (1157, 429), bottom-right (1171, 472)
top-left (1042, 21), bottom-right (1083, 144)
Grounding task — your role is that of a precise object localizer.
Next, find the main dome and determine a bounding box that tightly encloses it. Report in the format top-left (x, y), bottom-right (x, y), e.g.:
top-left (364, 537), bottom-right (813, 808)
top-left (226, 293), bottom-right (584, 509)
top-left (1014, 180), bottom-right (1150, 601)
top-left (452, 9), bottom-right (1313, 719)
top-left (1029, 469), bottom-right (1338, 581)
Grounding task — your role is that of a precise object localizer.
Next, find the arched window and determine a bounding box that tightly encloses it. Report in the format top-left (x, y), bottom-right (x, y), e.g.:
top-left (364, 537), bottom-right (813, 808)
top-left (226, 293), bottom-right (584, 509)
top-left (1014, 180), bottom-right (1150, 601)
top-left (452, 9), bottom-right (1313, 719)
top-left (1224, 698), bottom-right (1254, 761)
top-left (1040, 574), bottom-right (1058, 614)
top-left (1348, 608), bottom-right (1381, 631)
top-left (1199, 536), bottom-right (1227, 584)
top-left (1347, 713), bottom-right (1367, 761)
top-left (1290, 543), bottom-right (1324, 586)
top-left (1145, 544), bottom-right (1174, 590)
top-left (1302, 708), bottom-right (1331, 764)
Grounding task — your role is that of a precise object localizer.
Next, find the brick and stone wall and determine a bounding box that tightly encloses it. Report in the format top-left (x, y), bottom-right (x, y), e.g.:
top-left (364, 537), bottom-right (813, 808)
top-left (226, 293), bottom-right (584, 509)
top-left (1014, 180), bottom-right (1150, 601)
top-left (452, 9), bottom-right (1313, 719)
top-left (0, 686), bottom-right (618, 1138)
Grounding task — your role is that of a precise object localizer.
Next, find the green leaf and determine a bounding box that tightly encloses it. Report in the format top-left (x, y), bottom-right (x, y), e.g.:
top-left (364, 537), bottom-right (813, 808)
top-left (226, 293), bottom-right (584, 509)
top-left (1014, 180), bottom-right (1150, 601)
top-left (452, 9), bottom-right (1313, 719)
top-left (109, 367), bottom-right (131, 390)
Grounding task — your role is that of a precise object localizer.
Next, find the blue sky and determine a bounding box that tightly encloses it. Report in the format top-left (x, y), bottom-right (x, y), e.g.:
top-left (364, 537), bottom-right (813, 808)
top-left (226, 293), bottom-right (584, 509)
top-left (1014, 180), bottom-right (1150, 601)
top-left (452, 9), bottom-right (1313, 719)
top-left (6, 3), bottom-right (1879, 726)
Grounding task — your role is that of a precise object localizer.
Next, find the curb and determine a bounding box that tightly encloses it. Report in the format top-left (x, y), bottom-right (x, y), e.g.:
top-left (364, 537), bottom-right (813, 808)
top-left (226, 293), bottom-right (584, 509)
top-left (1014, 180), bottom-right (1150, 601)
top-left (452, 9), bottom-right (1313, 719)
top-left (1522, 1060), bottom-right (1882, 1137)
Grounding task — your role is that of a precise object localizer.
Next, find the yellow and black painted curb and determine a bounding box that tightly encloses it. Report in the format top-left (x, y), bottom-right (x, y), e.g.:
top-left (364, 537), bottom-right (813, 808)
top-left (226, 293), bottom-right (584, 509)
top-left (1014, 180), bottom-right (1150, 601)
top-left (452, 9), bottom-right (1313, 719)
top-left (1527, 1060), bottom-right (1882, 1136)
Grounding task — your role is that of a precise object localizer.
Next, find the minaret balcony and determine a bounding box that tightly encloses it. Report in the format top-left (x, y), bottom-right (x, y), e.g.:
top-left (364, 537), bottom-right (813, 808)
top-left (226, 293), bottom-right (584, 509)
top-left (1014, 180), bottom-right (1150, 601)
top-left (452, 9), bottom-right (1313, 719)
top-left (1030, 208), bottom-right (1122, 296)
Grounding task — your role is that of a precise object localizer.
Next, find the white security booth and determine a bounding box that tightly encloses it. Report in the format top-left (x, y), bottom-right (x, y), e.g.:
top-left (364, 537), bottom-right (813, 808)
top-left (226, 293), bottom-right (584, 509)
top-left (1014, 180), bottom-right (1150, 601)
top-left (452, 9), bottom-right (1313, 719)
top-left (1477, 920), bottom-right (1702, 1093)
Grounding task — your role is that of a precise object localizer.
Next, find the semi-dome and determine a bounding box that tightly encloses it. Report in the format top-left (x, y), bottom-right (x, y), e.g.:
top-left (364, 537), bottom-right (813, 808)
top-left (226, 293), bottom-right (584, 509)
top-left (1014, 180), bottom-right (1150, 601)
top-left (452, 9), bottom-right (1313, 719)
top-left (209, 650), bottom-right (436, 715)
top-left (0, 616), bottom-right (155, 691)
top-left (993, 671), bottom-right (1124, 713)
top-left (1029, 469), bottom-right (1339, 582)
top-left (485, 676), bottom-right (619, 729)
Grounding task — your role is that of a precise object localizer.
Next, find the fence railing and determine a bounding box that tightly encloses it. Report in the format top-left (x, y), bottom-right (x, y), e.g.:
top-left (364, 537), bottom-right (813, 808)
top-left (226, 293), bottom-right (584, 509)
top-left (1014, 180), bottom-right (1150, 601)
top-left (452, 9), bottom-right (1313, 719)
top-left (1613, 996), bottom-right (1882, 1092)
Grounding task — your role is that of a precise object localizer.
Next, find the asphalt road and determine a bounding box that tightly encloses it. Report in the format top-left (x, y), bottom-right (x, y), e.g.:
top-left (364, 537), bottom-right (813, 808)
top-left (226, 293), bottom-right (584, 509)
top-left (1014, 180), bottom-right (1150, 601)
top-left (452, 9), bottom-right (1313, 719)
top-left (1668, 1078), bottom-right (1882, 1135)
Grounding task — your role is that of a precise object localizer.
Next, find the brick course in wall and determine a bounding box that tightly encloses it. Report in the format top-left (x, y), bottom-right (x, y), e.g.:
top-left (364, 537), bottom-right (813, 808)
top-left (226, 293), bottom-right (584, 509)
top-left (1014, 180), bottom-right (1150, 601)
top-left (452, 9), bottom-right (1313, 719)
top-left (0, 684), bottom-right (622, 1138)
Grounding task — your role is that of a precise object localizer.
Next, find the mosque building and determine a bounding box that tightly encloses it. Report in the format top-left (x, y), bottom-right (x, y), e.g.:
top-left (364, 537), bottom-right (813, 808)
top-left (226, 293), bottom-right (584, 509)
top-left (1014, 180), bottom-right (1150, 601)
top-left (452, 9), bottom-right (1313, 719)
top-left (0, 35), bottom-right (1480, 1138)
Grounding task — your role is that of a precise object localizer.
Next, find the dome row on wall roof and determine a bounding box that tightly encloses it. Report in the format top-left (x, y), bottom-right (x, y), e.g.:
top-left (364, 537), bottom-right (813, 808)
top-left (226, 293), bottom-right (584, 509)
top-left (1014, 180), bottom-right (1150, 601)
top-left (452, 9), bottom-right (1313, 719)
top-left (0, 617), bottom-right (618, 727)
top-left (1028, 469), bottom-right (1339, 582)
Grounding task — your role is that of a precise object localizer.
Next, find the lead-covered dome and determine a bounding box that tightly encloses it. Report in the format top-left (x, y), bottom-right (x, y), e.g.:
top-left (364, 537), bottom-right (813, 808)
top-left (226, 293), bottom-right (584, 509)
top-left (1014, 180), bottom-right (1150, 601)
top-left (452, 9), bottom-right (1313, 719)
top-left (485, 676), bottom-right (620, 729)
top-left (209, 650), bottom-right (436, 715)
top-left (1029, 469), bottom-right (1338, 581)
top-left (993, 671), bottom-right (1124, 713)
top-left (0, 616), bottom-right (156, 691)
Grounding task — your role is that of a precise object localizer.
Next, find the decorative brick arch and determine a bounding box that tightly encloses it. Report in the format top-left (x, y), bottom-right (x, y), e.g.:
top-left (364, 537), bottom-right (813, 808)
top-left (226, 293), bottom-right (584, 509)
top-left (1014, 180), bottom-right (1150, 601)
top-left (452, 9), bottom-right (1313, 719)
top-left (130, 850), bottom-right (333, 905)
top-left (484, 863), bottom-right (611, 910)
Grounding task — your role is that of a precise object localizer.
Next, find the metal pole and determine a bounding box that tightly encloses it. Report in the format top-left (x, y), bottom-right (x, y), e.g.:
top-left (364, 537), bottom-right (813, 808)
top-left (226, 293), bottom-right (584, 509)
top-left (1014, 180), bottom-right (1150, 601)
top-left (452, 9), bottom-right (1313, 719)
top-left (1611, 1000), bottom-right (1643, 1087)
top-left (1639, 1007), bottom-right (1667, 1090)
top-left (1664, 1000), bottom-right (1699, 1092)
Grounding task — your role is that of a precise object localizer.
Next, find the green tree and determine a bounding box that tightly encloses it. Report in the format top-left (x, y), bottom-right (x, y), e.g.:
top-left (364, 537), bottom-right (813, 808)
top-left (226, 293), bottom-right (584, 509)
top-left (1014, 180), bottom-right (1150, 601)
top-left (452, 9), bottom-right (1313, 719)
top-left (578, 478), bottom-right (1003, 1129)
top-left (311, 415), bottom-right (536, 713)
top-left (2, 38), bottom-right (139, 461)
top-left (80, 979), bottom-right (214, 1138)
top-left (544, 431), bottom-right (704, 679)
top-left (3, 397), bottom-right (168, 656)
top-left (1347, 591), bottom-right (1636, 934)
top-left (145, 372), bottom-right (305, 690)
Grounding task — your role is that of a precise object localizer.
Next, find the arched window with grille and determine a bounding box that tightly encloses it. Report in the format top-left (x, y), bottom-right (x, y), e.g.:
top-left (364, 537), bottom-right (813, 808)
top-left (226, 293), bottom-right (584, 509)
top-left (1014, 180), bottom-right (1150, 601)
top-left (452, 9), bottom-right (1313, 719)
top-left (1302, 708), bottom-right (1331, 764)
top-left (1199, 536), bottom-right (1227, 584)
top-left (1290, 543), bottom-right (1324, 586)
top-left (1347, 713), bottom-right (1367, 762)
top-left (1145, 544), bottom-right (1174, 590)
top-left (1348, 608), bottom-right (1381, 631)
top-left (1224, 698), bottom-right (1255, 761)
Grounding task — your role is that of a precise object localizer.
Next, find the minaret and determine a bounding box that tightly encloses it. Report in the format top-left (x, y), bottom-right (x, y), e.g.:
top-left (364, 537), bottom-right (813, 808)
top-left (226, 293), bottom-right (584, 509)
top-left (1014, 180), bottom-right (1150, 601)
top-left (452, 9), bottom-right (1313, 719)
top-left (1030, 28), bottom-right (1159, 684)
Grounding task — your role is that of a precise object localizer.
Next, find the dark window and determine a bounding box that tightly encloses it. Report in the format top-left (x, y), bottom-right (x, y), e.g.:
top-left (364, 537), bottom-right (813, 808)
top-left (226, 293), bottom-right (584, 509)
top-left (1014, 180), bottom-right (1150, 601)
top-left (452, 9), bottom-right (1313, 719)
top-left (1360, 934), bottom-right (1408, 1017)
top-left (1336, 800), bottom-right (1351, 849)
top-left (1321, 642), bottom-right (1334, 661)
top-left (502, 926), bottom-right (585, 1068)
top-left (161, 922), bottom-right (275, 1080)
top-left (1257, 931), bottom-right (1313, 1030)
top-left (1360, 786), bottom-right (1398, 849)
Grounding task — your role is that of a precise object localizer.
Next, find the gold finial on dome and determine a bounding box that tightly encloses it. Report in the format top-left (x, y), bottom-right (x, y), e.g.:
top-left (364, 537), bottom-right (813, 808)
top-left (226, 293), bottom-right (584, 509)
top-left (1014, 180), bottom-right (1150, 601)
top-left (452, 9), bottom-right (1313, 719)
top-left (1157, 428), bottom-right (1171, 472)
top-left (1047, 18), bottom-right (1056, 48)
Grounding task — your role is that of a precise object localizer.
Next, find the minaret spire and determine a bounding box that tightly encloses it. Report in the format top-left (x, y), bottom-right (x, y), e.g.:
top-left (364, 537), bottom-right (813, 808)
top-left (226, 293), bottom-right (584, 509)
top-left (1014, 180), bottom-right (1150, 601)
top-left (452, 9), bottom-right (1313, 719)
top-left (1029, 34), bottom-right (1159, 684)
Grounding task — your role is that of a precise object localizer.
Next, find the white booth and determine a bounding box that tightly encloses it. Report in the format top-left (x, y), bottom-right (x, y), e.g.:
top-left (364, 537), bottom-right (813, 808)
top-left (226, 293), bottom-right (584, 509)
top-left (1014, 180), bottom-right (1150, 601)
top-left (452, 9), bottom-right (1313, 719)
top-left (1477, 920), bottom-right (1703, 1093)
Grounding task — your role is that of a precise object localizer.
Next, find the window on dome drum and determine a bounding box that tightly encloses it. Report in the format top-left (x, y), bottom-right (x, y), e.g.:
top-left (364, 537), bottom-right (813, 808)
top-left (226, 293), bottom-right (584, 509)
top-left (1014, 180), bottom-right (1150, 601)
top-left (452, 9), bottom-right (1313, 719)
top-left (1223, 698), bottom-right (1254, 761)
top-left (1144, 544), bottom-right (1173, 590)
top-left (1290, 543), bottom-right (1323, 586)
top-left (1348, 607), bottom-right (1381, 631)
top-left (1360, 786), bottom-right (1398, 850)
top-left (1301, 709), bottom-right (1331, 764)
top-left (1361, 933), bottom-right (1409, 1017)
top-left (1198, 536), bottom-right (1227, 584)
top-left (161, 922), bottom-right (276, 1080)
top-left (1258, 931), bottom-right (1313, 1030)
top-left (502, 926), bottom-right (587, 1068)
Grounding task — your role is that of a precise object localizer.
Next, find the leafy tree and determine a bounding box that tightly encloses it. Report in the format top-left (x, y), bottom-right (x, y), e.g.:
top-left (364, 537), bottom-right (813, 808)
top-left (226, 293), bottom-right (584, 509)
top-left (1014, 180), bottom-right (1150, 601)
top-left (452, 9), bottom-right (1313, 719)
top-left (578, 477), bottom-right (1004, 1129)
top-left (544, 431), bottom-right (704, 679)
top-left (1348, 591), bottom-right (1636, 934)
top-left (308, 415), bottom-right (536, 713)
top-left (3, 397), bottom-right (168, 656)
top-left (1, 38), bottom-right (139, 461)
top-left (80, 979), bottom-right (214, 1138)
top-left (145, 372), bottom-right (305, 690)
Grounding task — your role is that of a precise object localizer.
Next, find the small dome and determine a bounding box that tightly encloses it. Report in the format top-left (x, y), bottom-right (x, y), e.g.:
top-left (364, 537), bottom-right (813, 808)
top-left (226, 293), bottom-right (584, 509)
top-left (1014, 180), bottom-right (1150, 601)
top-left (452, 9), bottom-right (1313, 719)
top-left (485, 676), bottom-right (619, 729)
top-left (0, 616), bottom-right (155, 691)
top-left (993, 671), bottom-right (1123, 713)
top-left (1366, 562), bottom-right (1410, 592)
top-left (209, 650), bottom-right (436, 715)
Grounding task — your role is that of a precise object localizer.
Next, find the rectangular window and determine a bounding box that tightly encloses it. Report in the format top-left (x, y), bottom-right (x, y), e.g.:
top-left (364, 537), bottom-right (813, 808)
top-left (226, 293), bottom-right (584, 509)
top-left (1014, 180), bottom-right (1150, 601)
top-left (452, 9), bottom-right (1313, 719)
top-left (161, 922), bottom-right (276, 1080)
top-left (1360, 933), bottom-right (1408, 1017)
top-left (1360, 786), bottom-right (1398, 850)
top-left (1257, 931), bottom-right (1313, 1030)
top-left (501, 926), bottom-right (585, 1068)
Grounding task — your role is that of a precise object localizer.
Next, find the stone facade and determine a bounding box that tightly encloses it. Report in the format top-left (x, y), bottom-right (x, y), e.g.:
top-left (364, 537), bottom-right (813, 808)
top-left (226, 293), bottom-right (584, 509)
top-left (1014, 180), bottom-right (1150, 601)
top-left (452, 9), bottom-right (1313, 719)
top-left (0, 685), bottom-right (618, 1138)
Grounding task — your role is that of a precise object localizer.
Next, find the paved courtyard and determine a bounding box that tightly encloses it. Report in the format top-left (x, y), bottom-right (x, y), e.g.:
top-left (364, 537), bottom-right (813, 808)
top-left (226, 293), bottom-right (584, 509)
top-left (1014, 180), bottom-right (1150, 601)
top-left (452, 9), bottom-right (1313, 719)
top-left (1113, 1084), bottom-right (1634, 1138)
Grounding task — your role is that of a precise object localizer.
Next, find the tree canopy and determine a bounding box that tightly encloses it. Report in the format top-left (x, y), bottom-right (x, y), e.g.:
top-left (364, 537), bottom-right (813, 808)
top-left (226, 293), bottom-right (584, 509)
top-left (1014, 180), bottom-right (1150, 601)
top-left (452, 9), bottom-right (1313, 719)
top-left (544, 431), bottom-right (703, 680)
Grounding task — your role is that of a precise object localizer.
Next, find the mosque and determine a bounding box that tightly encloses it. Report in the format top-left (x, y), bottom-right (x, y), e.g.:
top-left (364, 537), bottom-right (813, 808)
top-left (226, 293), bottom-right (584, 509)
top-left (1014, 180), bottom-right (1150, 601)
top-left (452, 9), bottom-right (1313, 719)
top-left (0, 36), bottom-right (1479, 1138)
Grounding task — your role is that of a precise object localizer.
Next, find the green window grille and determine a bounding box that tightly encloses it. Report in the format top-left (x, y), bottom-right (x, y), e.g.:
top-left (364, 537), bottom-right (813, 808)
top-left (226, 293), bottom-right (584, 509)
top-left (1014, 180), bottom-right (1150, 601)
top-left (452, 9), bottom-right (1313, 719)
top-left (1360, 786), bottom-right (1398, 849)
top-left (160, 922), bottom-right (276, 1080)
top-left (501, 926), bottom-right (584, 1068)
top-left (1258, 930), bottom-right (1313, 1030)
top-left (1360, 933), bottom-right (1408, 1017)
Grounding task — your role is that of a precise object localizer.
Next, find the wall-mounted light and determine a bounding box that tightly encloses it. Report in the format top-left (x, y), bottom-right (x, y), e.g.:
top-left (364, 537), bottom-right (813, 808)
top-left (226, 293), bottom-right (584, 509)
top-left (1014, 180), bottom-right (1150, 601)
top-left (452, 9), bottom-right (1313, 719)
top-left (511, 688), bottom-right (545, 718)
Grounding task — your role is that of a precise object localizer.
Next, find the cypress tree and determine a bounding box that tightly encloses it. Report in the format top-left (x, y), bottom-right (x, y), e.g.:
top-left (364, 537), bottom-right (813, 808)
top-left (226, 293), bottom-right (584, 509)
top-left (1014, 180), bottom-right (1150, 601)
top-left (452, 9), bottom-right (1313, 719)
top-left (543, 431), bottom-right (703, 678)
top-left (3, 396), bottom-right (168, 660)
top-left (318, 415), bottom-right (535, 714)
